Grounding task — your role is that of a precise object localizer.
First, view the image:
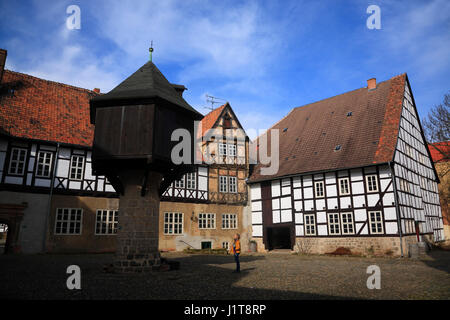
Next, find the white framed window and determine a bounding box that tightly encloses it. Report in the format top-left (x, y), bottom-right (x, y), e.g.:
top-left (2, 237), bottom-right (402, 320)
top-left (340, 212), bottom-right (354, 235)
top-left (369, 211), bottom-right (384, 234)
top-left (218, 143), bottom-right (227, 156)
top-left (69, 155), bottom-right (85, 180)
top-left (304, 214), bottom-right (316, 235)
top-left (366, 174), bottom-right (378, 192)
top-left (186, 172), bottom-right (196, 190)
top-left (338, 178), bottom-right (350, 195)
top-left (164, 212), bottom-right (183, 235)
top-left (229, 176), bottom-right (237, 193)
top-left (54, 208), bottom-right (82, 235)
top-left (8, 147), bottom-right (27, 175)
top-left (222, 242), bottom-right (229, 250)
top-left (199, 213), bottom-right (216, 229)
top-left (36, 151), bottom-right (53, 178)
top-left (222, 213), bottom-right (237, 229)
top-left (95, 210), bottom-right (118, 235)
top-left (174, 176), bottom-right (185, 188)
top-left (219, 176), bottom-right (228, 193)
top-left (328, 213), bottom-right (340, 235)
top-left (228, 144), bottom-right (237, 157)
top-left (314, 181), bottom-right (324, 198)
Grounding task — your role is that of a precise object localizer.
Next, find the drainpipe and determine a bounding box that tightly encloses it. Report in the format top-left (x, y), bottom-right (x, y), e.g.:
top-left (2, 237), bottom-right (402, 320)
top-left (42, 143), bottom-right (60, 253)
top-left (389, 161), bottom-right (404, 257)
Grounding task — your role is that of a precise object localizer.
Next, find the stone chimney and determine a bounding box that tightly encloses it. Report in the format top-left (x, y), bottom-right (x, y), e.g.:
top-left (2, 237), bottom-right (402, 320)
top-left (93, 88), bottom-right (100, 93)
top-left (367, 78), bottom-right (376, 90)
top-left (0, 49), bottom-right (7, 84)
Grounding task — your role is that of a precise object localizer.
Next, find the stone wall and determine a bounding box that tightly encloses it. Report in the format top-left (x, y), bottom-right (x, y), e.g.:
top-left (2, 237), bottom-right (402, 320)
top-left (46, 195), bottom-right (119, 253)
top-left (115, 170), bottom-right (163, 273)
top-left (159, 200), bottom-right (251, 252)
top-left (292, 235), bottom-right (420, 257)
top-left (0, 191), bottom-right (48, 253)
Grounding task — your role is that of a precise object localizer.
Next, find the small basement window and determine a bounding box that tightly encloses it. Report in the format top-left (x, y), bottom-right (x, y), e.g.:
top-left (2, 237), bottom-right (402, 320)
top-left (201, 241), bottom-right (212, 250)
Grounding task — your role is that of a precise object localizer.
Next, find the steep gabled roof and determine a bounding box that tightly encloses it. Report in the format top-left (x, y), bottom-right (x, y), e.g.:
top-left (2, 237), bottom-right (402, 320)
top-left (200, 103), bottom-right (227, 136)
top-left (0, 70), bottom-right (97, 147)
top-left (90, 61), bottom-right (201, 117)
top-left (249, 74), bottom-right (407, 182)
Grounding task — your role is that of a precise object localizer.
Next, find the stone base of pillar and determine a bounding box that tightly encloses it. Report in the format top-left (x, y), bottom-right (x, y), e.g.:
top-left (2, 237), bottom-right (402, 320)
top-left (114, 170), bottom-right (163, 273)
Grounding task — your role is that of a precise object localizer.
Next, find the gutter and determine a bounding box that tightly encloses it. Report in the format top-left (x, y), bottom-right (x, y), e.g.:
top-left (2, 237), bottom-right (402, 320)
top-left (42, 142), bottom-right (60, 253)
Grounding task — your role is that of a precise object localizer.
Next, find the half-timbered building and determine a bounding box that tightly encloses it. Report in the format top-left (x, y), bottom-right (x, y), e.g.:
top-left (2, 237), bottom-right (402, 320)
top-left (159, 103), bottom-right (251, 251)
top-left (248, 75), bottom-right (445, 256)
top-left (0, 50), bottom-right (119, 253)
top-left (0, 48), bottom-right (251, 254)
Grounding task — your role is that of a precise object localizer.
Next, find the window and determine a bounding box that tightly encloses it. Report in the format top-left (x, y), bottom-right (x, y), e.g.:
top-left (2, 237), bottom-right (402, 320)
top-left (186, 172), bottom-right (196, 190)
top-left (328, 213), bottom-right (340, 235)
top-left (340, 212), bottom-right (354, 235)
top-left (95, 210), bottom-right (118, 235)
top-left (174, 176), bottom-right (185, 188)
top-left (304, 214), bottom-right (316, 235)
top-left (164, 212), bottom-right (183, 235)
top-left (315, 181), bottom-right (324, 198)
top-left (222, 214), bottom-right (237, 229)
top-left (199, 213), bottom-right (216, 229)
top-left (222, 242), bottom-right (229, 250)
top-left (69, 155), bottom-right (85, 180)
top-left (229, 177), bottom-right (237, 193)
top-left (54, 208), bottom-right (82, 235)
top-left (219, 176), bottom-right (228, 193)
top-left (219, 143), bottom-right (227, 156)
top-left (366, 174), bottom-right (378, 192)
top-left (228, 144), bottom-right (237, 157)
top-left (201, 241), bottom-right (212, 249)
top-left (369, 211), bottom-right (384, 234)
top-left (8, 147), bottom-right (27, 175)
top-left (339, 178), bottom-right (350, 195)
top-left (36, 151), bottom-right (53, 178)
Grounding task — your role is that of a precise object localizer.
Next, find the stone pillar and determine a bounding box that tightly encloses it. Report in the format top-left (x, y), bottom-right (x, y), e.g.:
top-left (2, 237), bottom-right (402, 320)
top-left (115, 170), bottom-right (163, 273)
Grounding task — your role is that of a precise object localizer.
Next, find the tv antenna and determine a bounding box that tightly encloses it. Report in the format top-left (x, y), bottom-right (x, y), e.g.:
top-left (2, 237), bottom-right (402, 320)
top-left (204, 94), bottom-right (227, 111)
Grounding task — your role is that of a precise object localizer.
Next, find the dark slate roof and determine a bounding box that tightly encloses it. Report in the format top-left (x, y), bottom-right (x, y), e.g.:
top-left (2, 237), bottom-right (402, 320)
top-left (249, 74), bottom-right (407, 182)
top-left (91, 61), bottom-right (201, 116)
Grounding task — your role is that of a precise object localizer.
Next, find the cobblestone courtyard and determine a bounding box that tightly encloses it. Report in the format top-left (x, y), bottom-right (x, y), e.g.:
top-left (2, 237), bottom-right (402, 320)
top-left (0, 250), bottom-right (449, 300)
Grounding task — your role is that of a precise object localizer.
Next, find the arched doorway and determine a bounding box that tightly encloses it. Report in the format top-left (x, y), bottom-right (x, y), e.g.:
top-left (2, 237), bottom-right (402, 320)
top-left (0, 223), bottom-right (8, 254)
top-left (0, 203), bottom-right (26, 254)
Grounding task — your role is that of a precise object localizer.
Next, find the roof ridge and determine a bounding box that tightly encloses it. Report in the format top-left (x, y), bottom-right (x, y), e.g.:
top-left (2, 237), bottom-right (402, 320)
top-left (203, 103), bottom-right (227, 117)
top-left (293, 74), bottom-right (406, 111)
top-left (3, 69), bottom-right (99, 94)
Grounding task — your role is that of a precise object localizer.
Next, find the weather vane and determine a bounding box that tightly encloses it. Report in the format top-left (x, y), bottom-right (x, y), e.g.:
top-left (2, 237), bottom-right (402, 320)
top-left (149, 41), bottom-right (154, 62)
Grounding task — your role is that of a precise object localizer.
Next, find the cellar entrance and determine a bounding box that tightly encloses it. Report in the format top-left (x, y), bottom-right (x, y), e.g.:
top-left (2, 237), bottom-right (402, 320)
top-left (267, 226), bottom-right (292, 250)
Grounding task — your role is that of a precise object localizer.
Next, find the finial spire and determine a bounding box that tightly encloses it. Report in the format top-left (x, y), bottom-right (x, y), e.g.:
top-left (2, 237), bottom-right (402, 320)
top-left (149, 41), bottom-right (154, 62)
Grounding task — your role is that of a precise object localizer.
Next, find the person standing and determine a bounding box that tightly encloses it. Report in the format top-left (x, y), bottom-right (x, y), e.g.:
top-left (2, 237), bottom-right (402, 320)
top-left (230, 233), bottom-right (241, 273)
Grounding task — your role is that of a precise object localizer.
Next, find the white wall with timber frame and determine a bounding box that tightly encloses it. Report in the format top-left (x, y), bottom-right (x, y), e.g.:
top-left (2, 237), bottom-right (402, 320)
top-left (0, 137), bottom-right (116, 196)
top-left (161, 166), bottom-right (209, 202)
top-left (392, 82), bottom-right (444, 241)
top-left (250, 164), bottom-right (398, 239)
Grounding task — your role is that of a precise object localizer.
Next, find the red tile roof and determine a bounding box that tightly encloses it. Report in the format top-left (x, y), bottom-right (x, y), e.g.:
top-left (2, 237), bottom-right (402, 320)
top-left (428, 141), bottom-right (450, 163)
top-left (0, 70), bottom-right (98, 147)
top-left (249, 74), bottom-right (409, 182)
top-left (199, 103), bottom-right (227, 137)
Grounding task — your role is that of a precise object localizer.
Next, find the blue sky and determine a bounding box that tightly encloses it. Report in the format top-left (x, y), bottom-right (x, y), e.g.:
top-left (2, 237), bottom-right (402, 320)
top-left (1, 0), bottom-right (449, 139)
